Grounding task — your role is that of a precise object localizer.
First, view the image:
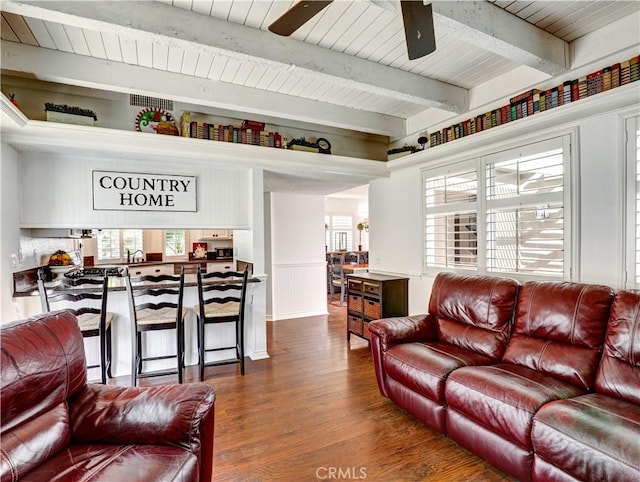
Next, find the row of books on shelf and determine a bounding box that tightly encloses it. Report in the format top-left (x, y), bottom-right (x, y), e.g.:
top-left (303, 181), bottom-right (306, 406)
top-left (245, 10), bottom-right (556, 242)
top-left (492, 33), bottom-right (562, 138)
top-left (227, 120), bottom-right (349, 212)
top-left (429, 54), bottom-right (639, 148)
top-left (180, 113), bottom-right (287, 148)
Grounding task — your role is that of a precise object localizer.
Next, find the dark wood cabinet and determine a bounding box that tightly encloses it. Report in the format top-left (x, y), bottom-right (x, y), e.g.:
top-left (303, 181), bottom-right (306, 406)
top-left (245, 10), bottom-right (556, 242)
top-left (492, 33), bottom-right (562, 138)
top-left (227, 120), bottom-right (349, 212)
top-left (346, 273), bottom-right (408, 342)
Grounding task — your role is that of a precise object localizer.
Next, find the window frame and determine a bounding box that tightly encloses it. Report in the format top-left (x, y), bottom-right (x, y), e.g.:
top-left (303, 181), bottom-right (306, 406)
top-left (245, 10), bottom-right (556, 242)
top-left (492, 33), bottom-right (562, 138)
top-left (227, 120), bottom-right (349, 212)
top-left (96, 229), bottom-right (144, 264)
top-left (325, 214), bottom-right (354, 252)
top-left (422, 131), bottom-right (577, 281)
top-left (164, 229), bottom-right (187, 259)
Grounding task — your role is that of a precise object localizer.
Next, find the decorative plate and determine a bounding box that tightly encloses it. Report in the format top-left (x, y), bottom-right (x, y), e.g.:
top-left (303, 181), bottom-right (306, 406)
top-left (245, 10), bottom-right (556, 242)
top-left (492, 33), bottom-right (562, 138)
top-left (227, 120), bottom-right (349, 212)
top-left (135, 108), bottom-right (179, 135)
top-left (192, 243), bottom-right (208, 259)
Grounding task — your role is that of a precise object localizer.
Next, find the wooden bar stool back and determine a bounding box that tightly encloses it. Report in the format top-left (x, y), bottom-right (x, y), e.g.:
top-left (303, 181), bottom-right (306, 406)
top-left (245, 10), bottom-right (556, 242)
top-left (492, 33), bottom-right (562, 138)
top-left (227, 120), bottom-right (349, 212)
top-left (195, 266), bottom-right (249, 379)
top-left (37, 269), bottom-right (113, 384)
top-left (126, 267), bottom-right (187, 387)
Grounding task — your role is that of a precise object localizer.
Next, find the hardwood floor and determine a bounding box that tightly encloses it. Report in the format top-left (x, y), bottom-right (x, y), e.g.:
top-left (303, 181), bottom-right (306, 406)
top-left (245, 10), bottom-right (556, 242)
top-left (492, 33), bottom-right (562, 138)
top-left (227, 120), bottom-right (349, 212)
top-left (120, 301), bottom-right (513, 481)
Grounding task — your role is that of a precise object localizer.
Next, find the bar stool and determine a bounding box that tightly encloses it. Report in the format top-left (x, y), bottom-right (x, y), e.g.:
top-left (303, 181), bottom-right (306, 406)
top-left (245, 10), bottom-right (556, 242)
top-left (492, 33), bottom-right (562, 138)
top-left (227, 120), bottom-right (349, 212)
top-left (37, 269), bottom-right (113, 384)
top-left (195, 266), bottom-right (249, 379)
top-left (126, 267), bottom-right (187, 386)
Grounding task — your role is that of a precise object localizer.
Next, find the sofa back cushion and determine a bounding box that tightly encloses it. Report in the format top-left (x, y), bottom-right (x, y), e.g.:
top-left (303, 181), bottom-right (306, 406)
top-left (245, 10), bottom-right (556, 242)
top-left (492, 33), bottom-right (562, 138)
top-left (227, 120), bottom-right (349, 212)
top-left (428, 273), bottom-right (519, 361)
top-left (1, 311), bottom-right (87, 482)
top-left (503, 281), bottom-right (614, 391)
top-left (595, 290), bottom-right (640, 404)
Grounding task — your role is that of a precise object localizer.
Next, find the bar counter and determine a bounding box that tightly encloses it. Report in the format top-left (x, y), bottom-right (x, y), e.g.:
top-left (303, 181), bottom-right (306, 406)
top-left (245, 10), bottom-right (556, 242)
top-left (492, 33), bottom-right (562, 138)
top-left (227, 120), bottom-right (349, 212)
top-left (12, 268), bottom-right (267, 381)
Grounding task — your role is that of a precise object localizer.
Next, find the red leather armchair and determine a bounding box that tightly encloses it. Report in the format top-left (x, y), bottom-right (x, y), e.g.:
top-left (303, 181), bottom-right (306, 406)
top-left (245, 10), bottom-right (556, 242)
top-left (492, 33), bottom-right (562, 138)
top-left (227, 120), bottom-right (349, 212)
top-left (1, 311), bottom-right (216, 482)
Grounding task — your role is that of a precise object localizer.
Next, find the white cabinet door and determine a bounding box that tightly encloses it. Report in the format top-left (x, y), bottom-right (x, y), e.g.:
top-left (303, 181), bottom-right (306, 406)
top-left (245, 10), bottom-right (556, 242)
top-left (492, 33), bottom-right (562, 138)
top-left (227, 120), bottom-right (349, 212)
top-left (128, 264), bottom-right (173, 277)
top-left (207, 261), bottom-right (235, 273)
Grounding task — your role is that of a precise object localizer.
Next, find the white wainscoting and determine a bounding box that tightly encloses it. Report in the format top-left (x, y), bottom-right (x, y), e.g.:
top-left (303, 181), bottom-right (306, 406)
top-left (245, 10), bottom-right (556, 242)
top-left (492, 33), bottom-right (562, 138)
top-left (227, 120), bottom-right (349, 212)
top-left (271, 262), bottom-right (328, 320)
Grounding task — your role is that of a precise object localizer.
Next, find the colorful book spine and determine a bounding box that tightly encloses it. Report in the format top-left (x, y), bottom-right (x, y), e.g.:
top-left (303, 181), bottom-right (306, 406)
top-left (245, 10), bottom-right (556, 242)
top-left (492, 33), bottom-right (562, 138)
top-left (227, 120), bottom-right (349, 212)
top-left (578, 76), bottom-right (587, 99)
top-left (602, 67), bottom-right (612, 91)
top-left (594, 70), bottom-right (604, 94)
top-left (550, 88), bottom-right (559, 108)
top-left (532, 93), bottom-right (540, 113)
top-left (571, 79), bottom-right (579, 102)
top-left (586, 72), bottom-right (597, 96)
top-left (630, 55), bottom-right (639, 82)
top-left (539, 92), bottom-right (546, 112)
top-left (563, 80), bottom-right (573, 104)
top-left (501, 105), bottom-right (510, 123)
top-left (620, 60), bottom-right (630, 85)
top-left (545, 89), bottom-right (553, 110)
top-left (557, 84), bottom-right (564, 106)
top-left (611, 63), bottom-right (621, 89)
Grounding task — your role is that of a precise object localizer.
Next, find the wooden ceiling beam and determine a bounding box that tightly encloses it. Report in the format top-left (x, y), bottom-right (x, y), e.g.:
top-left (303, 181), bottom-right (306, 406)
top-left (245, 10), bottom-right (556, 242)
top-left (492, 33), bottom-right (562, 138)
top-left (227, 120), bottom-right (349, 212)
top-left (431, 1), bottom-right (569, 76)
top-left (2, 0), bottom-right (469, 113)
top-left (1, 41), bottom-right (404, 138)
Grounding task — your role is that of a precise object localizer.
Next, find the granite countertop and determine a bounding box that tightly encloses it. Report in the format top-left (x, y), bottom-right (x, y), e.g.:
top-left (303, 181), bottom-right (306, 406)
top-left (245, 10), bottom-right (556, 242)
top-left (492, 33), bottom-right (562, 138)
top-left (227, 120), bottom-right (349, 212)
top-left (13, 264), bottom-right (253, 297)
top-left (16, 274), bottom-right (259, 297)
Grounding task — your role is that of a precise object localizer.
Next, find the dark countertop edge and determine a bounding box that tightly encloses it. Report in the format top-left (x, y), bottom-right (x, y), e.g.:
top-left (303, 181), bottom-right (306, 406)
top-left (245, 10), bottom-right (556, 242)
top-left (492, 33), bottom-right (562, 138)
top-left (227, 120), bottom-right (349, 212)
top-left (14, 276), bottom-right (261, 297)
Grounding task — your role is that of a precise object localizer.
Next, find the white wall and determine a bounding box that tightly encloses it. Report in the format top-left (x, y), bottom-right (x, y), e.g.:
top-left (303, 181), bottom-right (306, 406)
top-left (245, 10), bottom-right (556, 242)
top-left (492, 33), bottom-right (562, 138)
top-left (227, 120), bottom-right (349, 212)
top-left (369, 91), bottom-right (640, 316)
top-left (19, 152), bottom-right (251, 229)
top-left (1, 142), bottom-right (20, 321)
top-left (269, 192), bottom-right (327, 320)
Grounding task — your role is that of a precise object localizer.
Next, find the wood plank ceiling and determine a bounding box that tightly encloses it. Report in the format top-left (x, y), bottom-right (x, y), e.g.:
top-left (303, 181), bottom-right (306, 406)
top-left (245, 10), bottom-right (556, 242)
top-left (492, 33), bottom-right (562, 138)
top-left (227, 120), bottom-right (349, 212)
top-left (1, 1), bottom-right (639, 142)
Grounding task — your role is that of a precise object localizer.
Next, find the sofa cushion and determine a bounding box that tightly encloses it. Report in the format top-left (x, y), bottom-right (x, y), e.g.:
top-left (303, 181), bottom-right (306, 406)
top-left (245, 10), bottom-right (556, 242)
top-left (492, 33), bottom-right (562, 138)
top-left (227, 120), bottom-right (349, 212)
top-left (503, 281), bottom-right (614, 390)
top-left (429, 273), bottom-right (519, 361)
top-left (532, 393), bottom-right (640, 481)
top-left (446, 363), bottom-right (586, 450)
top-left (595, 289), bottom-right (640, 404)
top-left (385, 342), bottom-right (493, 403)
top-left (19, 444), bottom-right (198, 482)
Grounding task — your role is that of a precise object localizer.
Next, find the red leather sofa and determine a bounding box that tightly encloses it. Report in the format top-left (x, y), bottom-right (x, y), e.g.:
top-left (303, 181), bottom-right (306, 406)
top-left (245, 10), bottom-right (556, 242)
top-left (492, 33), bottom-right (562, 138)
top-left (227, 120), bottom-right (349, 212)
top-left (1, 311), bottom-right (216, 482)
top-left (369, 272), bottom-right (640, 482)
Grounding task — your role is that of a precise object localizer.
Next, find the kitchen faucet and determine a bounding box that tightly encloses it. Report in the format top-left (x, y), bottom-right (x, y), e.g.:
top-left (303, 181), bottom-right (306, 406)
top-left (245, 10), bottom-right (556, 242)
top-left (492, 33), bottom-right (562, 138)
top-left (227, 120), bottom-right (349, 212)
top-left (128, 250), bottom-right (144, 263)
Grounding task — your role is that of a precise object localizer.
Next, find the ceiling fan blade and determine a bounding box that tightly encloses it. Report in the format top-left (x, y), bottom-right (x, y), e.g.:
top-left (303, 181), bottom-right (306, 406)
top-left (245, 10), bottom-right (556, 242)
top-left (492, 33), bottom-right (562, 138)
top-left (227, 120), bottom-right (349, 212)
top-left (268, 1), bottom-right (334, 36)
top-left (400, 1), bottom-right (436, 60)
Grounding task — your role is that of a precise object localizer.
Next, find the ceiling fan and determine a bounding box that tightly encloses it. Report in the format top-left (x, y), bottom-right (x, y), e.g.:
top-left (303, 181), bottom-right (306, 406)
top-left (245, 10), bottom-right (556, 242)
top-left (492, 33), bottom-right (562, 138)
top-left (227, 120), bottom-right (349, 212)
top-left (268, 1), bottom-right (436, 60)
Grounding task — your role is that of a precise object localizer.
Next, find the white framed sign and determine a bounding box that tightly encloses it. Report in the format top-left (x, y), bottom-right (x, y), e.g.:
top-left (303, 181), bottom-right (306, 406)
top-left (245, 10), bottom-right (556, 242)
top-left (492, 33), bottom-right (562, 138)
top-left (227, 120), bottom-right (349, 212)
top-left (93, 170), bottom-right (197, 212)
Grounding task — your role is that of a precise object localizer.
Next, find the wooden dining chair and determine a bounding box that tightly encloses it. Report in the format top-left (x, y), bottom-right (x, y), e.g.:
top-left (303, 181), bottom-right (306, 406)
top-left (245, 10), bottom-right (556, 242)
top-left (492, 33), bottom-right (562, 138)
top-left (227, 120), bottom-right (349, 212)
top-left (37, 269), bottom-right (113, 384)
top-left (344, 251), bottom-right (360, 264)
top-left (195, 266), bottom-right (249, 379)
top-left (126, 267), bottom-right (187, 386)
top-left (328, 253), bottom-right (346, 306)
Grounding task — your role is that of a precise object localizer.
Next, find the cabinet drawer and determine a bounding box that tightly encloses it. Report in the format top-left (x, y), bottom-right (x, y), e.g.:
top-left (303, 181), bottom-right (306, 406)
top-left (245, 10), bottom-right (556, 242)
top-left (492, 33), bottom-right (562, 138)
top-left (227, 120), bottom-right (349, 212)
top-left (347, 294), bottom-right (363, 314)
top-left (363, 282), bottom-right (380, 297)
top-left (363, 321), bottom-right (371, 340)
top-left (348, 315), bottom-right (363, 336)
top-left (364, 298), bottom-right (382, 320)
top-left (348, 279), bottom-right (362, 293)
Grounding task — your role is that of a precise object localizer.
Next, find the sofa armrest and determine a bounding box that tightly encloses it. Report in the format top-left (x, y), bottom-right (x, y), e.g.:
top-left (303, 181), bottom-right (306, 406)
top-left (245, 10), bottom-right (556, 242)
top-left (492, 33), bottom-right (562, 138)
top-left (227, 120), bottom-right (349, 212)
top-left (369, 314), bottom-right (437, 352)
top-left (69, 383), bottom-right (215, 471)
